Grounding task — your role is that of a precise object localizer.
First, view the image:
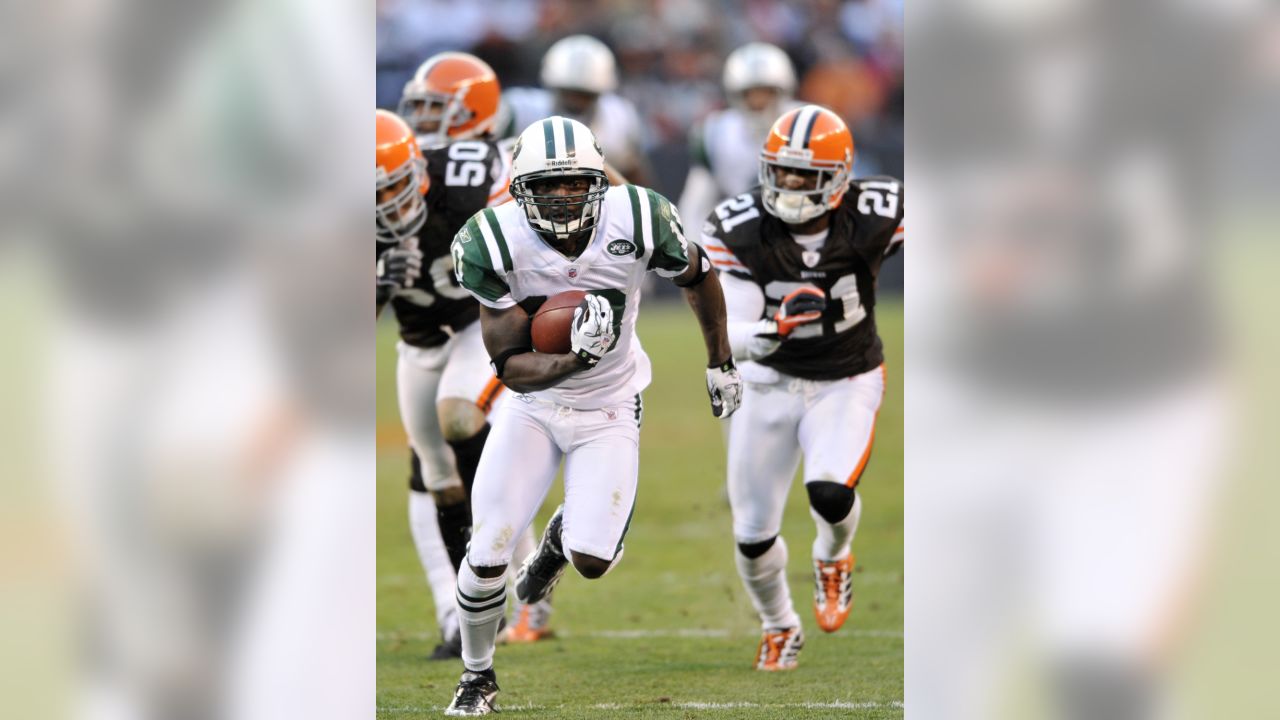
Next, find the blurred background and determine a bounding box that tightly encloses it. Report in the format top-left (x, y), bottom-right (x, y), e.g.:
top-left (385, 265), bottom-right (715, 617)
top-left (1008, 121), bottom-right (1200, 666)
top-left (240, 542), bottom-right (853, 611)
top-left (376, 0), bottom-right (904, 293)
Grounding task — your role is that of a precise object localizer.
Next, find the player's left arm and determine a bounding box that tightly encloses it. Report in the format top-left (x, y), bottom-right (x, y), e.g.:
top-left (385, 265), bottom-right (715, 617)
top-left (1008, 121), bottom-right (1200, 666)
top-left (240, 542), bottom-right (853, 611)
top-left (646, 190), bottom-right (740, 417)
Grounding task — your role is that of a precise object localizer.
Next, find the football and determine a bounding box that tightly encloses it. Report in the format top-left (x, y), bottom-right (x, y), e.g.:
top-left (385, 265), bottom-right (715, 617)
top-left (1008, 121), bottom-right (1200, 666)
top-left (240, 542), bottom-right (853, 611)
top-left (531, 290), bottom-right (588, 354)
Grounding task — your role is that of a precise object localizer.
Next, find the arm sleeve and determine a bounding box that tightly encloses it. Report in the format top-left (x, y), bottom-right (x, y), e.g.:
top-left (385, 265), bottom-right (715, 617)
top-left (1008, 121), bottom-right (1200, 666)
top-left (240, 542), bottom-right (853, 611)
top-left (451, 216), bottom-right (515, 309)
top-left (885, 213), bottom-right (904, 258)
top-left (644, 189), bottom-right (693, 278)
top-left (721, 271), bottom-right (771, 361)
top-left (699, 230), bottom-right (751, 278)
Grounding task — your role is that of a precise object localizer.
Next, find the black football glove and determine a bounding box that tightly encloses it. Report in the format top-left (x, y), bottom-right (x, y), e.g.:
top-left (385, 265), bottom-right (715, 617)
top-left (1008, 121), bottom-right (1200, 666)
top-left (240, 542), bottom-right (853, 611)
top-left (377, 239), bottom-right (423, 291)
top-left (774, 286), bottom-right (826, 338)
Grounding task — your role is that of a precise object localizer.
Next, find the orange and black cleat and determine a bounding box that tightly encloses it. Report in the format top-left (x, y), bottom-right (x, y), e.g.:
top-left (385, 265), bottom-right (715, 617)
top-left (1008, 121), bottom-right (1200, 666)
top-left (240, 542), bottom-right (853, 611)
top-left (813, 554), bottom-right (855, 632)
top-left (754, 626), bottom-right (804, 671)
top-left (500, 600), bottom-right (554, 644)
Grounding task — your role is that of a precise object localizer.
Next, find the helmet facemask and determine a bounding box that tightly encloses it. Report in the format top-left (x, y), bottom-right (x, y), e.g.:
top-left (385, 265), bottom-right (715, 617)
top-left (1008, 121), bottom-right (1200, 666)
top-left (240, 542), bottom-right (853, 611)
top-left (511, 170), bottom-right (609, 245)
top-left (375, 156), bottom-right (428, 243)
top-left (759, 149), bottom-right (851, 225)
top-left (398, 87), bottom-right (488, 149)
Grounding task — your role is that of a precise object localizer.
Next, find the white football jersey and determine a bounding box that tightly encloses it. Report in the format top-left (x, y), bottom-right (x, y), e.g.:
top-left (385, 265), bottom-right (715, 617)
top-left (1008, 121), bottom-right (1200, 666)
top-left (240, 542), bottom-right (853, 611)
top-left (451, 184), bottom-right (690, 409)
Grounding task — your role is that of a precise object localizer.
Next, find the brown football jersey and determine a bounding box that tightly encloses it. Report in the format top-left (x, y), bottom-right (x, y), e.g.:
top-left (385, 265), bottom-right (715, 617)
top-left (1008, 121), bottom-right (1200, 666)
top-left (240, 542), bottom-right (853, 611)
top-left (377, 138), bottom-right (508, 347)
top-left (703, 178), bottom-right (903, 380)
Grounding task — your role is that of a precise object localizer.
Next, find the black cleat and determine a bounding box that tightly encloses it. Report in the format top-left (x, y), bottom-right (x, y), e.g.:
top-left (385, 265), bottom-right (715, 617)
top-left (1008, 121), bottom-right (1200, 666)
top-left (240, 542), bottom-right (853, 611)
top-left (444, 668), bottom-right (500, 716)
top-left (515, 505), bottom-right (567, 604)
top-left (428, 629), bottom-right (462, 661)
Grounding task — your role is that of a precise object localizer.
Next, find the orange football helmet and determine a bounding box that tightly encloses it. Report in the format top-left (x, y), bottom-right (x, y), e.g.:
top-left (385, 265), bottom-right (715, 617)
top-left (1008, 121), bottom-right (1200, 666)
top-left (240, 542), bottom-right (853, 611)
top-left (376, 109), bottom-right (429, 244)
top-left (759, 105), bottom-right (854, 224)
top-left (398, 52), bottom-right (501, 148)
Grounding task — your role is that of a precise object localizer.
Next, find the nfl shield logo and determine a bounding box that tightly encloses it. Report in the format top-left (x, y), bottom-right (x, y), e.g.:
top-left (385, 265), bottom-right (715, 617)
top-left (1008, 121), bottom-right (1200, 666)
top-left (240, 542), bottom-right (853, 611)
top-left (802, 250), bottom-right (821, 268)
top-left (567, 266), bottom-right (579, 279)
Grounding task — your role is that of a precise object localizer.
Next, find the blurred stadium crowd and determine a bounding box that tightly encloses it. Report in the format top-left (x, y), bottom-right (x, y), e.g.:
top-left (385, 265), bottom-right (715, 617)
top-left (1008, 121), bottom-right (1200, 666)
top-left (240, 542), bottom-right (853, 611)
top-left (376, 0), bottom-right (904, 203)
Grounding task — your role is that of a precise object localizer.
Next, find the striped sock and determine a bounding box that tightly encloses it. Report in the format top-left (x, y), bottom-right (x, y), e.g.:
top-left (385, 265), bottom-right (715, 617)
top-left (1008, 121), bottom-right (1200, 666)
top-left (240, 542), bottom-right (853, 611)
top-left (455, 562), bottom-right (507, 672)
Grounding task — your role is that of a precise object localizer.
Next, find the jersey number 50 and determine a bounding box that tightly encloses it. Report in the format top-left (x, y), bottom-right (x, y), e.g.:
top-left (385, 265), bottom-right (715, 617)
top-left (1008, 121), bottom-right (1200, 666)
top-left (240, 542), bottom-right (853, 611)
top-left (444, 141), bottom-right (489, 187)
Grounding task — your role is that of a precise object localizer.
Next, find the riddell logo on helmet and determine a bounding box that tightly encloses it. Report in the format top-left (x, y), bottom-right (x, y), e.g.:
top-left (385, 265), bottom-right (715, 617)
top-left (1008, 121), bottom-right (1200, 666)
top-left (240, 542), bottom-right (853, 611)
top-left (546, 158), bottom-right (579, 168)
top-left (777, 147), bottom-right (814, 160)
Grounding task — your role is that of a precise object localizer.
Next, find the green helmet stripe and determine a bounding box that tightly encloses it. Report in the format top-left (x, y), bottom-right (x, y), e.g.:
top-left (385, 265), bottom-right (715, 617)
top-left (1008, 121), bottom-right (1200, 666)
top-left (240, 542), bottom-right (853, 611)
top-left (542, 118), bottom-right (556, 160)
top-left (561, 117), bottom-right (576, 156)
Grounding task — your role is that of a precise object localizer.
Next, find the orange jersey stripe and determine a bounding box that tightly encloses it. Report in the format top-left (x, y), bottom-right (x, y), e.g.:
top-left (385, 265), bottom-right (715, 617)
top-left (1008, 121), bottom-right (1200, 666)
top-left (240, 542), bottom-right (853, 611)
top-left (476, 376), bottom-right (504, 414)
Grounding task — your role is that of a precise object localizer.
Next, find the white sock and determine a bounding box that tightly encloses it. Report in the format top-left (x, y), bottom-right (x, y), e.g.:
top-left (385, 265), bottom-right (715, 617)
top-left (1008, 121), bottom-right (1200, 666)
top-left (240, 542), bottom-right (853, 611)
top-left (734, 536), bottom-right (801, 630)
top-left (408, 490), bottom-right (458, 631)
top-left (810, 491), bottom-right (861, 561)
top-left (455, 562), bottom-right (507, 672)
top-left (508, 525), bottom-right (537, 597)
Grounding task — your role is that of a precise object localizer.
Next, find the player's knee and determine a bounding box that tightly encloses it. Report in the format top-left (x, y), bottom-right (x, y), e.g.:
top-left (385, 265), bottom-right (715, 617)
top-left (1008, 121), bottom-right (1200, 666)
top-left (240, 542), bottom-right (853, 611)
top-left (437, 398), bottom-right (486, 443)
top-left (807, 481), bottom-right (856, 524)
top-left (568, 550), bottom-right (612, 580)
top-left (468, 561), bottom-right (508, 579)
top-left (737, 536), bottom-right (777, 559)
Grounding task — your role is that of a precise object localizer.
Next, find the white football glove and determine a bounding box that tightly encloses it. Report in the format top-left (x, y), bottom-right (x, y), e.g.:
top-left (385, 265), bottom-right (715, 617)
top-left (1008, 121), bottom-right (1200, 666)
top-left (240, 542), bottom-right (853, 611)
top-left (705, 358), bottom-right (743, 419)
top-left (570, 294), bottom-right (615, 366)
top-left (377, 237), bottom-right (423, 290)
top-left (744, 318), bottom-right (782, 360)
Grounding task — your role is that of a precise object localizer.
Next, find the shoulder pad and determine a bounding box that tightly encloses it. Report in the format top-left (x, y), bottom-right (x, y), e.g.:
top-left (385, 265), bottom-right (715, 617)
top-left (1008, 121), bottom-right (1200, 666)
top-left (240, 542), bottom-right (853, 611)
top-left (704, 190), bottom-right (766, 250)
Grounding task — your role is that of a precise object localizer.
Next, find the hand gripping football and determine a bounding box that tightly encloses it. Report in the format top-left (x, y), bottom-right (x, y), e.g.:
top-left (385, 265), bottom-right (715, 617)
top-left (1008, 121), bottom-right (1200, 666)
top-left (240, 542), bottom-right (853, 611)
top-left (531, 290), bottom-right (588, 354)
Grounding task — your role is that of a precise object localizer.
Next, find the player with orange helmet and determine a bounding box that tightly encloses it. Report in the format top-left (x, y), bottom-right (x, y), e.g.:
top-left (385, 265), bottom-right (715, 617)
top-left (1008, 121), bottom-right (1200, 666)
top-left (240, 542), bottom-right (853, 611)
top-left (376, 95), bottom-right (548, 662)
top-left (399, 51), bottom-right (503, 150)
top-left (701, 105), bottom-right (903, 670)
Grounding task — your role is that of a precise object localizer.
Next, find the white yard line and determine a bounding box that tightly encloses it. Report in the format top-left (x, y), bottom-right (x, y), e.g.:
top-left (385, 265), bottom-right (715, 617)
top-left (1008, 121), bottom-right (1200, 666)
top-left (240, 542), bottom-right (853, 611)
top-left (378, 700), bottom-right (904, 713)
top-left (377, 628), bottom-right (902, 642)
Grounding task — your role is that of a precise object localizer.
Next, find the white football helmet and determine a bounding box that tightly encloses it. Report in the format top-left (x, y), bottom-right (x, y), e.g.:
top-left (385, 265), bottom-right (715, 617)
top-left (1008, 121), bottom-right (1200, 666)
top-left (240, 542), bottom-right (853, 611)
top-left (540, 35), bottom-right (618, 95)
top-left (509, 116), bottom-right (609, 243)
top-left (723, 42), bottom-right (797, 133)
top-left (723, 42), bottom-right (796, 96)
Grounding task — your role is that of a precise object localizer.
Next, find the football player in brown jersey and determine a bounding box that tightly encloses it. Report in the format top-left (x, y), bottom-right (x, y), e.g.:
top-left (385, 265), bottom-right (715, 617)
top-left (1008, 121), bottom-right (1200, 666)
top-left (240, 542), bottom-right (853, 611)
top-left (377, 53), bottom-right (556, 660)
top-left (700, 104), bottom-right (902, 670)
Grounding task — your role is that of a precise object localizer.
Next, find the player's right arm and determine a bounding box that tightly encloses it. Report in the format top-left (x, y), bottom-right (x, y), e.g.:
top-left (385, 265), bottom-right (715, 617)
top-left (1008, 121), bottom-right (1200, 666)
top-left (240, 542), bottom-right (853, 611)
top-left (475, 304), bottom-right (585, 394)
top-left (450, 213), bottom-right (590, 392)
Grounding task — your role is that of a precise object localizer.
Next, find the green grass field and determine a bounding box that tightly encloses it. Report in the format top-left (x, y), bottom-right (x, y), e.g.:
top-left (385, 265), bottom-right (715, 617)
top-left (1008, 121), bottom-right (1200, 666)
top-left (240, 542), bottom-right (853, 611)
top-left (377, 299), bottom-right (903, 719)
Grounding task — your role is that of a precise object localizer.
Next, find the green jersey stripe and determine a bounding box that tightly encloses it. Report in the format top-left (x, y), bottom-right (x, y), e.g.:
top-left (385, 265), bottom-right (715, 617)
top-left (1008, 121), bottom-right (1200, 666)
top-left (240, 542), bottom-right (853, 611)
top-left (467, 216), bottom-right (493, 269)
top-left (644, 188), bottom-right (661, 263)
top-left (482, 209), bottom-right (513, 272)
top-left (626, 184), bottom-right (646, 258)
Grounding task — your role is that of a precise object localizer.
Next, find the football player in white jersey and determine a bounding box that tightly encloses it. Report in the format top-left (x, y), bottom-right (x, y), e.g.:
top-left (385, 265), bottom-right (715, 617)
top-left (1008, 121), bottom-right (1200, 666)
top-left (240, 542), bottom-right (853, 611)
top-left (442, 117), bottom-right (742, 715)
top-left (497, 34), bottom-right (651, 186)
top-left (678, 42), bottom-right (804, 232)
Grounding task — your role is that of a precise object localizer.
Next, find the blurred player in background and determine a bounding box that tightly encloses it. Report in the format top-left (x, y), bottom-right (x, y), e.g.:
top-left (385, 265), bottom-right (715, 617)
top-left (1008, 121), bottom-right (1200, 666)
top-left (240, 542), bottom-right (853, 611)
top-left (678, 42), bottom-right (803, 232)
top-left (703, 105), bottom-right (902, 670)
top-left (498, 35), bottom-right (651, 186)
top-left (392, 52), bottom-right (558, 649)
top-left (442, 116), bottom-right (741, 715)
